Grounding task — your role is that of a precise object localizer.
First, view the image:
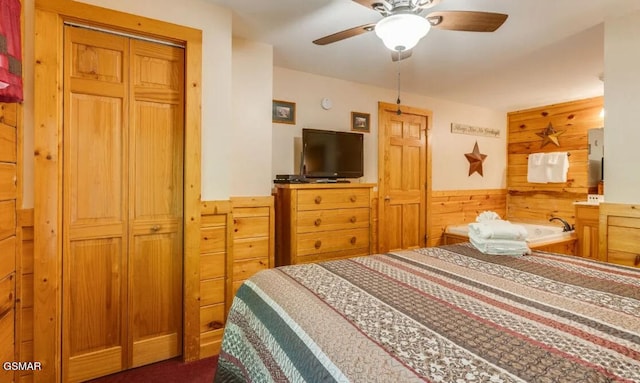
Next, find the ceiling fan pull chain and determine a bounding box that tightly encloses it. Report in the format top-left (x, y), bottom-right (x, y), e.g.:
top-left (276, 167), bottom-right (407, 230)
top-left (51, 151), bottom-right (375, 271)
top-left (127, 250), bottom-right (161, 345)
top-left (396, 53), bottom-right (402, 115)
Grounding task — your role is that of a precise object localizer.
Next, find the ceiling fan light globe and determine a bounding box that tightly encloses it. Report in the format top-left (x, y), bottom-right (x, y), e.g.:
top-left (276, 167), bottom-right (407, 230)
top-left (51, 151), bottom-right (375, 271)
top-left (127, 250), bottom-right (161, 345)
top-left (375, 13), bottom-right (430, 52)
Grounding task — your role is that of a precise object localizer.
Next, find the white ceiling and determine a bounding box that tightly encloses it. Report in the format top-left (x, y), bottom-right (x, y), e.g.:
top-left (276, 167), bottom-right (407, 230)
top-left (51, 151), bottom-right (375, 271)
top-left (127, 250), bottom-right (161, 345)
top-left (207, 0), bottom-right (640, 111)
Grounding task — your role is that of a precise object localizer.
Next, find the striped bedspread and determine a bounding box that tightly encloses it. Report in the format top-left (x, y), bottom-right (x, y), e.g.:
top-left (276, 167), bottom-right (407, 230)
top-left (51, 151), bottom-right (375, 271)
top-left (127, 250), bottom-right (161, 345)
top-left (214, 244), bottom-right (640, 382)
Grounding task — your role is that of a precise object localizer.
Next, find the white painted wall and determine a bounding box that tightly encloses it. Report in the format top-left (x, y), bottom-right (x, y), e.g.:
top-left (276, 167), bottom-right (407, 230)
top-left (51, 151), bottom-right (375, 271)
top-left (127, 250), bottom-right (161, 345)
top-left (273, 67), bottom-right (507, 191)
top-left (21, 0), bottom-right (233, 206)
top-left (604, 10), bottom-right (640, 203)
top-left (231, 38), bottom-right (274, 196)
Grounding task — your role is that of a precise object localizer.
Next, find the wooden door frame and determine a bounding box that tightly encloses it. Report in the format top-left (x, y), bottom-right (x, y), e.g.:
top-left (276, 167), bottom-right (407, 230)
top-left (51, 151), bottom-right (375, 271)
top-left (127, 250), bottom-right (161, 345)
top-left (33, 1), bottom-right (202, 381)
top-left (377, 102), bottom-right (433, 251)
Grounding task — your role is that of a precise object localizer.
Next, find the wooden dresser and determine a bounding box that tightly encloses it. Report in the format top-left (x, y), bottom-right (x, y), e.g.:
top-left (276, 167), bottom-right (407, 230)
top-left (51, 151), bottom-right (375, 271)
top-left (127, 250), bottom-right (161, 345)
top-left (599, 203), bottom-right (640, 268)
top-left (275, 183), bottom-right (374, 266)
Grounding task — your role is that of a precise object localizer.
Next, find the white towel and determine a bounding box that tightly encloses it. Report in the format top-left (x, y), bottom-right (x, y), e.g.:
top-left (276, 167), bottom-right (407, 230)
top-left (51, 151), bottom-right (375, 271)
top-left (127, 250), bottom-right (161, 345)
top-left (469, 236), bottom-right (531, 256)
top-left (468, 220), bottom-right (528, 241)
top-left (546, 152), bottom-right (569, 183)
top-left (527, 153), bottom-right (548, 183)
top-left (476, 211), bottom-right (501, 222)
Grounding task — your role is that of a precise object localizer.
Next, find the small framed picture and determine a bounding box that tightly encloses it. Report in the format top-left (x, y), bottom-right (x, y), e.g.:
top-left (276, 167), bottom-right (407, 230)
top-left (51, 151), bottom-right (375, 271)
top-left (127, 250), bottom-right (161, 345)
top-left (272, 100), bottom-right (296, 124)
top-left (351, 112), bottom-right (370, 133)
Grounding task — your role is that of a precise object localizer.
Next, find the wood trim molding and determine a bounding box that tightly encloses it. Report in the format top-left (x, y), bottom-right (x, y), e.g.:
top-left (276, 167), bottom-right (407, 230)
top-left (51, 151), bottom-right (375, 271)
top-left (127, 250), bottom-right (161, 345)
top-left (33, 1), bottom-right (202, 381)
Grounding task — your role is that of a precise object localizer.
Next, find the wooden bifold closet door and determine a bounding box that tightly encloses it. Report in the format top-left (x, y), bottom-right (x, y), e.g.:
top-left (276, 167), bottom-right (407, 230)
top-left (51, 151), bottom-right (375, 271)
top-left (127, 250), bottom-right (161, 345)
top-left (61, 25), bottom-right (184, 383)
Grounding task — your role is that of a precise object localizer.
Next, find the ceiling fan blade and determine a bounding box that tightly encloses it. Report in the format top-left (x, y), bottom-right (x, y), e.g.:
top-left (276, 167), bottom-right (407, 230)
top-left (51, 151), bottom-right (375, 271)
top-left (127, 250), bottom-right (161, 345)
top-left (427, 11), bottom-right (508, 32)
top-left (313, 23), bottom-right (376, 45)
top-left (391, 50), bottom-right (412, 62)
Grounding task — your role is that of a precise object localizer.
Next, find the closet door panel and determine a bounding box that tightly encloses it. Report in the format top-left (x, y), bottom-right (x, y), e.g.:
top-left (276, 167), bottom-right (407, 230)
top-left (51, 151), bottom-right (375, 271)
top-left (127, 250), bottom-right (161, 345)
top-left (130, 230), bottom-right (182, 367)
top-left (128, 40), bottom-right (184, 366)
top-left (63, 26), bottom-right (129, 383)
top-left (68, 95), bottom-right (124, 226)
top-left (65, 239), bottom-right (124, 383)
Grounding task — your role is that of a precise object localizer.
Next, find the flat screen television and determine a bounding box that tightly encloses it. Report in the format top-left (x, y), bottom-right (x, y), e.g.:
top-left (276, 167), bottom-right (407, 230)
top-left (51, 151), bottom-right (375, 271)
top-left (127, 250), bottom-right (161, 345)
top-left (302, 128), bottom-right (364, 179)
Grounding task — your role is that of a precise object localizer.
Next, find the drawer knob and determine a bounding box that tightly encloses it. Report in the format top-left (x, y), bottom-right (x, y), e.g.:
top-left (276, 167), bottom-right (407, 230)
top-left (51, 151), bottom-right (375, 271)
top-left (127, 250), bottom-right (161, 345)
top-left (350, 216), bottom-right (357, 223)
top-left (635, 254), bottom-right (640, 267)
top-left (314, 218), bottom-right (322, 226)
top-left (209, 321), bottom-right (224, 330)
top-left (350, 236), bottom-right (357, 245)
top-left (314, 196), bottom-right (322, 204)
top-left (151, 225), bottom-right (161, 232)
top-left (314, 240), bottom-right (322, 249)
top-left (350, 195), bottom-right (357, 203)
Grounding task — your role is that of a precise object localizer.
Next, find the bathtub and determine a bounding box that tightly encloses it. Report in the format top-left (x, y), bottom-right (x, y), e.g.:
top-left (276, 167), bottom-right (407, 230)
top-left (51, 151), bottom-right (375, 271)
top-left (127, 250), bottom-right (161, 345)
top-left (444, 222), bottom-right (576, 252)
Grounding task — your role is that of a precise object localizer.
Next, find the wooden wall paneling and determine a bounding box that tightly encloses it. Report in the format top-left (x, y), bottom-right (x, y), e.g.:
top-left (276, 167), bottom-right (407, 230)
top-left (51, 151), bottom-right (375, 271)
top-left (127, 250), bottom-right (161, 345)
top-left (199, 201), bottom-right (231, 359)
top-left (16, 209), bottom-right (35, 382)
top-left (0, 103), bottom-right (18, 128)
top-left (0, 122), bottom-right (17, 163)
top-left (0, 104), bottom-right (17, 383)
top-left (430, 189), bottom-right (507, 245)
top-left (506, 97), bottom-right (603, 226)
top-left (0, 237), bottom-right (15, 283)
top-left (230, 196), bottom-right (275, 299)
top-left (34, 1), bottom-right (203, 378)
top-left (0, 307), bottom-right (15, 383)
top-left (507, 192), bottom-right (577, 224)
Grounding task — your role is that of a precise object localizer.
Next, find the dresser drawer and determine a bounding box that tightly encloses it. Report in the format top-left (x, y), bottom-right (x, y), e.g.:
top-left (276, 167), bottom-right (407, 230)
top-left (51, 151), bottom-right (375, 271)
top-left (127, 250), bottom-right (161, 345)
top-left (607, 251), bottom-right (640, 268)
top-left (576, 204), bottom-right (599, 221)
top-left (297, 228), bottom-right (370, 256)
top-left (233, 257), bottom-right (269, 280)
top-left (297, 208), bottom-right (369, 233)
top-left (297, 189), bottom-right (370, 211)
top-left (233, 216), bottom-right (270, 239)
top-left (200, 279), bottom-right (225, 306)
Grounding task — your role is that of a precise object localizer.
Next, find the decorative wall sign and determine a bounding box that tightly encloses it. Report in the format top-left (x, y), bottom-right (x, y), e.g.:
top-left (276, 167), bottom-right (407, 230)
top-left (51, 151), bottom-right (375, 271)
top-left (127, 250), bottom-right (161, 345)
top-left (536, 122), bottom-right (564, 148)
top-left (451, 123), bottom-right (500, 138)
top-left (465, 141), bottom-right (487, 177)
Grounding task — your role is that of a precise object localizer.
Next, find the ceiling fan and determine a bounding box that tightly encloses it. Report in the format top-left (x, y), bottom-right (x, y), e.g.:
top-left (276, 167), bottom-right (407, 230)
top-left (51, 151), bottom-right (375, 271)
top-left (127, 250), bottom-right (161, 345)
top-left (313, 0), bottom-right (508, 61)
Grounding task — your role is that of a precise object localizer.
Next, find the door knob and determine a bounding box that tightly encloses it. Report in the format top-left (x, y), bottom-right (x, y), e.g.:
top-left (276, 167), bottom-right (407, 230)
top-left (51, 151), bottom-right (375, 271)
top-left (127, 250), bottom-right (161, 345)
top-left (384, 196), bottom-right (391, 201)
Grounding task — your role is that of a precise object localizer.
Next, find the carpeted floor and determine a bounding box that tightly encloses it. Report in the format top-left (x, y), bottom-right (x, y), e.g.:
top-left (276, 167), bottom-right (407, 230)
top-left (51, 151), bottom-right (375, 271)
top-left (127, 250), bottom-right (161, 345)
top-left (87, 355), bottom-right (218, 383)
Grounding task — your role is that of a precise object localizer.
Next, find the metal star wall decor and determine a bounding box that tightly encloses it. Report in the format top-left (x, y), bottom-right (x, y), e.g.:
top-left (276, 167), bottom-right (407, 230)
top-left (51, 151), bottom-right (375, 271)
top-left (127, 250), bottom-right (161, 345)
top-left (464, 141), bottom-right (487, 177)
top-left (536, 122), bottom-right (565, 148)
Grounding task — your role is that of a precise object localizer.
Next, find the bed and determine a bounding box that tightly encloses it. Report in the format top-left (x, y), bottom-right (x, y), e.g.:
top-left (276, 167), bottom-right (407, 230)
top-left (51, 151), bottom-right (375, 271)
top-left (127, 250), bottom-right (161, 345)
top-left (214, 243), bottom-right (640, 382)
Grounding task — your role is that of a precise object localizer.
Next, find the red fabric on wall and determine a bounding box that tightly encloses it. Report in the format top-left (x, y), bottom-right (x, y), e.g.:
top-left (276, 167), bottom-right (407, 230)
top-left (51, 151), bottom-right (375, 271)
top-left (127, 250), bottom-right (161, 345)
top-left (0, 0), bottom-right (23, 102)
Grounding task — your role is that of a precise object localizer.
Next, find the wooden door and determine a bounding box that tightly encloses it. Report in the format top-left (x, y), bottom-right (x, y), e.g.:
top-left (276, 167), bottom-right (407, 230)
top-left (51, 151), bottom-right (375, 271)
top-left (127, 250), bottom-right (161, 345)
top-left (378, 102), bottom-right (430, 252)
top-left (62, 26), bottom-right (184, 382)
top-left (62, 26), bottom-right (129, 383)
top-left (128, 39), bottom-right (184, 368)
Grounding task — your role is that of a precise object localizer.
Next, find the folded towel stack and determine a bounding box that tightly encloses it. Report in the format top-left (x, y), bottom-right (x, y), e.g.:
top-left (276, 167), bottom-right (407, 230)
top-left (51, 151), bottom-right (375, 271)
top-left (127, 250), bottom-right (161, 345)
top-left (468, 217), bottom-right (531, 256)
